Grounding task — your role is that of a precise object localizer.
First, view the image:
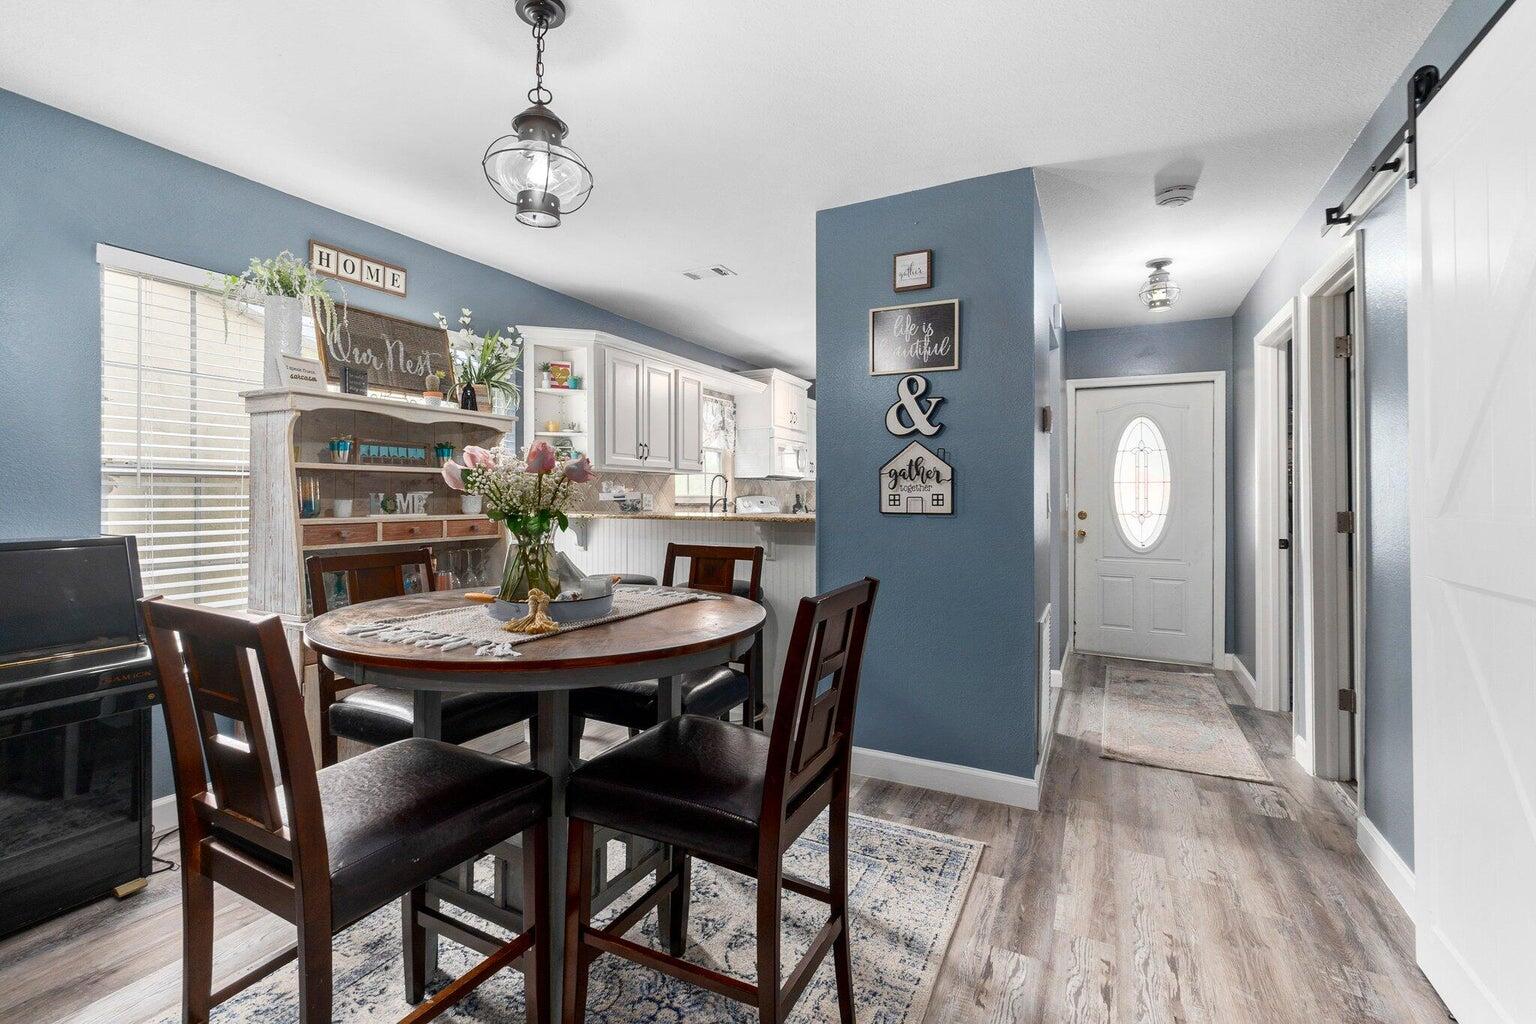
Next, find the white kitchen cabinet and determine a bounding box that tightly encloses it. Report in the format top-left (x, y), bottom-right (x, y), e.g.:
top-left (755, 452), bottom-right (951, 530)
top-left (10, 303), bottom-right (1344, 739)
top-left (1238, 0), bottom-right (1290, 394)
top-left (643, 360), bottom-right (676, 471)
top-left (601, 347), bottom-right (648, 469)
top-left (733, 368), bottom-right (815, 480)
top-left (804, 399), bottom-right (816, 480)
top-left (772, 377), bottom-right (807, 433)
top-left (674, 368), bottom-right (705, 472)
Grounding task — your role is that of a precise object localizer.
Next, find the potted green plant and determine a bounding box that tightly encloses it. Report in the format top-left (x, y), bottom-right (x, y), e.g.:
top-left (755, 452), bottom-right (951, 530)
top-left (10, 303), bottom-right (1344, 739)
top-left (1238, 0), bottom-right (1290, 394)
top-left (435, 309), bottom-right (525, 415)
top-left (219, 251), bottom-right (340, 388)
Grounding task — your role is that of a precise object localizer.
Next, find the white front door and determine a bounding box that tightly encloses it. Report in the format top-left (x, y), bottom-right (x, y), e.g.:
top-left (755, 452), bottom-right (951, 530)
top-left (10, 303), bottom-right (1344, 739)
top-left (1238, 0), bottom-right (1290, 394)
top-left (1409, 3), bottom-right (1536, 1020)
top-left (1073, 380), bottom-right (1217, 664)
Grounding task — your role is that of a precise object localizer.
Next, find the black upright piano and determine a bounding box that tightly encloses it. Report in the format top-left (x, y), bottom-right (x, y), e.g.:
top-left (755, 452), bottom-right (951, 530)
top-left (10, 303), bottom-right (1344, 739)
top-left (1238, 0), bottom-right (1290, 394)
top-left (0, 536), bottom-right (157, 937)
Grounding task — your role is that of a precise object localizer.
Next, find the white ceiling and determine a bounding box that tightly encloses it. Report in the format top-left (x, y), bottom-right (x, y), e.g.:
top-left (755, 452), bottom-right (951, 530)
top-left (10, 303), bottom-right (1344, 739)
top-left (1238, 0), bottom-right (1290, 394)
top-left (2, 0), bottom-right (1452, 373)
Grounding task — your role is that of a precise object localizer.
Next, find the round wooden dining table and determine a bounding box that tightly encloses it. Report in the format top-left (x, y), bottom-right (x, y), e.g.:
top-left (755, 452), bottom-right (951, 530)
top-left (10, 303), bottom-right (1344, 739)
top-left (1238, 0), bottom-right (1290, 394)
top-left (304, 587), bottom-right (765, 1017)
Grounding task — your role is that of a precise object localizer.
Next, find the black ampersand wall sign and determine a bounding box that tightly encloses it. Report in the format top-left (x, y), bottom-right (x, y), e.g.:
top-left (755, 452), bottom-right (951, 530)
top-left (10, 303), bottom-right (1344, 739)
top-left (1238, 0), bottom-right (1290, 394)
top-left (885, 373), bottom-right (946, 437)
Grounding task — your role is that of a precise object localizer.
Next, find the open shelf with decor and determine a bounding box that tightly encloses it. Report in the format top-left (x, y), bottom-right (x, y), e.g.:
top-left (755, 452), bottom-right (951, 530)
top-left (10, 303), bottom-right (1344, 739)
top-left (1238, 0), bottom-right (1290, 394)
top-left (519, 327), bottom-right (593, 460)
top-left (244, 386), bottom-right (514, 754)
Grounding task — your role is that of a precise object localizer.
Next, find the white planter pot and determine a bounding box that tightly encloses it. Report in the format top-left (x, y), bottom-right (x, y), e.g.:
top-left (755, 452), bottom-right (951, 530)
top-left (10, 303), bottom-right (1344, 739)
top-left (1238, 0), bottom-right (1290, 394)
top-left (263, 294), bottom-right (305, 387)
top-left (461, 495), bottom-right (484, 516)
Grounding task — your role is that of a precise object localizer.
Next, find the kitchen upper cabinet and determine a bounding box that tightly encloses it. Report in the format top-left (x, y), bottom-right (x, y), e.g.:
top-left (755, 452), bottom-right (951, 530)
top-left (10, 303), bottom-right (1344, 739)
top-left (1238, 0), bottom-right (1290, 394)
top-left (805, 399), bottom-right (816, 481)
top-left (602, 347), bottom-right (647, 469)
top-left (770, 376), bottom-right (808, 434)
top-left (674, 369), bottom-right (705, 473)
top-left (599, 346), bottom-right (686, 472)
top-left (643, 360), bottom-right (676, 471)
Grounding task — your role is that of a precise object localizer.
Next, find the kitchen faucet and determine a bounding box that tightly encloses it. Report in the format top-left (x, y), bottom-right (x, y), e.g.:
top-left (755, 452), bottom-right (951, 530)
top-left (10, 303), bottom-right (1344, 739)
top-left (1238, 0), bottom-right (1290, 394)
top-left (708, 473), bottom-right (729, 514)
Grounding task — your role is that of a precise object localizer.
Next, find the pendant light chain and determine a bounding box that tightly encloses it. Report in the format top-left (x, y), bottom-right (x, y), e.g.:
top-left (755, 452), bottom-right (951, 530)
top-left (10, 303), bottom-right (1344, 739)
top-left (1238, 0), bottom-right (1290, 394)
top-left (528, 15), bottom-right (553, 106)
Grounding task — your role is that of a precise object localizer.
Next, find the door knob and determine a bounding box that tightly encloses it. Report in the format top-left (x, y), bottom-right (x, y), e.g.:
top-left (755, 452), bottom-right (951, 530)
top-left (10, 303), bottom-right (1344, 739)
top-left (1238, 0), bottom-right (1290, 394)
top-left (1076, 529), bottom-right (1087, 540)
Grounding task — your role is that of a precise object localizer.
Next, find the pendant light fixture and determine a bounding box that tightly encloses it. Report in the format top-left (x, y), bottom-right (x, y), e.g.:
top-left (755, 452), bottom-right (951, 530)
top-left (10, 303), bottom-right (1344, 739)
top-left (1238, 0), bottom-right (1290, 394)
top-left (483, 0), bottom-right (593, 228)
top-left (1138, 258), bottom-right (1181, 311)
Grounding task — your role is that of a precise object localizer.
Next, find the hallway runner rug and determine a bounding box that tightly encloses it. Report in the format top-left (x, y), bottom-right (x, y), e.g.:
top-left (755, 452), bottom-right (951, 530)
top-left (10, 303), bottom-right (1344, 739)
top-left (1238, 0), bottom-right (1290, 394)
top-left (78, 813), bottom-right (980, 1024)
top-left (1100, 665), bottom-right (1273, 783)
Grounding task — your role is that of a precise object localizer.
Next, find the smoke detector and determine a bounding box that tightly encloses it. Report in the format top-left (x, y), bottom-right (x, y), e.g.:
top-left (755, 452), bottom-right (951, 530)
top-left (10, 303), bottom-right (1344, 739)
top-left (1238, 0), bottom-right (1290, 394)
top-left (1155, 184), bottom-right (1196, 207)
top-left (682, 265), bottom-right (737, 281)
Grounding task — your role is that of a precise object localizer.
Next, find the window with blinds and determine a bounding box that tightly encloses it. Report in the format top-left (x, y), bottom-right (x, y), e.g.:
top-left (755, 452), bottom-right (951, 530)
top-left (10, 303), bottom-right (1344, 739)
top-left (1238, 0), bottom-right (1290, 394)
top-left (100, 266), bottom-right (311, 609)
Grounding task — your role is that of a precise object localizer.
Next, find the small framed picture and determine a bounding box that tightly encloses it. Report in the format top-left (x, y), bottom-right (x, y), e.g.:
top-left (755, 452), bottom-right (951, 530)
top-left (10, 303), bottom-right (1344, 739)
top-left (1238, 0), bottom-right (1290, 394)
top-left (893, 249), bottom-right (933, 292)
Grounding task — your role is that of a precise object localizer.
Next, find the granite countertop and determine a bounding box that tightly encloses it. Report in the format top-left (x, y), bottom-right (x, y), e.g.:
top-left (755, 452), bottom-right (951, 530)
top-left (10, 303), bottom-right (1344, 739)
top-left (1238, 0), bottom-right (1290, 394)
top-left (570, 510), bottom-right (815, 524)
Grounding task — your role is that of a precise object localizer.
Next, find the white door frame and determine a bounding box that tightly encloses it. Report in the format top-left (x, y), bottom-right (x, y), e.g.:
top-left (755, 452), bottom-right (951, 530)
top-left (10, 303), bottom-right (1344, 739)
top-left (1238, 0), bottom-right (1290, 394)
top-left (1293, 233), bottom-right (1368, 782)
top-left (1253, 299), bottom-right (1298, 713)
top-left (1066, 371), bottom-right (1227, 667)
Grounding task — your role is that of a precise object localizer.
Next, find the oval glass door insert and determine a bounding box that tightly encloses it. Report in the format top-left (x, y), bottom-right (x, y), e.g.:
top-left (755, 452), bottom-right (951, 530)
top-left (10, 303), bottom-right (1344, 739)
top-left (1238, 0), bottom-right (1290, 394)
top-left (1113, 416), bottom-right (1171, 549)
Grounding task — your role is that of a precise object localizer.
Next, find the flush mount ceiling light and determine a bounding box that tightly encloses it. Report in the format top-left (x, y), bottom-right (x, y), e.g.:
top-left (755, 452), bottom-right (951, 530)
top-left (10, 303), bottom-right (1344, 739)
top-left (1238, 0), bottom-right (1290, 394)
top-left (482, 0), bottom-right (593, 228)
top-left (1138, 258), bottom-right (1181, 312)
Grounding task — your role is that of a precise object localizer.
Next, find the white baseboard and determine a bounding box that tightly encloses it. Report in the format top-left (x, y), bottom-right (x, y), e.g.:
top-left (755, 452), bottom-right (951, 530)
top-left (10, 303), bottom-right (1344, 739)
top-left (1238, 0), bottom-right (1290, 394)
top-left (152, 793), bottom-right (178, 837)
top-left (1050, 640), bottom-right (1072, 690)
top-left (1356, 814), bottom-right (1415, 918)
top-left (853, 747), bottom-right (1039, 810)
top-left (1224, 652), bottom-right (1260, 705)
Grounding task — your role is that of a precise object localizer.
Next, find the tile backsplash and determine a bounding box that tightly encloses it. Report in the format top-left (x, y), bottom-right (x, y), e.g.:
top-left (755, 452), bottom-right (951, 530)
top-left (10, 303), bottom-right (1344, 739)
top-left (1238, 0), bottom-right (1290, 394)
top-left (570, 460), bottom-right (815, 515)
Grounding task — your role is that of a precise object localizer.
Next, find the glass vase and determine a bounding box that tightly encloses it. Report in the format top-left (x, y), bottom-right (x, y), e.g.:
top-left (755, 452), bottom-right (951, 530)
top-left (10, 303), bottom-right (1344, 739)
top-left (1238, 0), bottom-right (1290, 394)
top-left (500, 529), bottom-right (558, 602)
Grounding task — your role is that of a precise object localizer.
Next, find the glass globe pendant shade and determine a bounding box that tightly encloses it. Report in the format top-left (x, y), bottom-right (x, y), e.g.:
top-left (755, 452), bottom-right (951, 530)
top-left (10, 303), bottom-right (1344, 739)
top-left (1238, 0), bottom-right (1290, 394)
top-left (483, 103), bottom-right (593, 228)
top-left (1138, 258), bottom-right (1181, 312)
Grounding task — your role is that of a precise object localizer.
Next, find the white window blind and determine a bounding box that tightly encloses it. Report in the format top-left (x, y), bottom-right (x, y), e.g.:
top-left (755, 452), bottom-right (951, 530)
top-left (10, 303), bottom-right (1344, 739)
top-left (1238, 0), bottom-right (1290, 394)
top-left (100, 265), bottom-right (313, 609)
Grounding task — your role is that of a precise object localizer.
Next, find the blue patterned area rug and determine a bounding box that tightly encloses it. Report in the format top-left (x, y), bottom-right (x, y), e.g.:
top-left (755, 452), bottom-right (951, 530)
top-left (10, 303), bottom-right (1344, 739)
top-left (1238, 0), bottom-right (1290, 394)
top-left (105, 813), bottom-right (979, 1023)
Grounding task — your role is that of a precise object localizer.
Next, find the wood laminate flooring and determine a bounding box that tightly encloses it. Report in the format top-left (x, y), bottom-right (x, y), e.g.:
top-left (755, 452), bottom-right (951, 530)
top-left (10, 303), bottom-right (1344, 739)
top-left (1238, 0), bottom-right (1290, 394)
top-left (0, 657), bottom-right (1450, 1023)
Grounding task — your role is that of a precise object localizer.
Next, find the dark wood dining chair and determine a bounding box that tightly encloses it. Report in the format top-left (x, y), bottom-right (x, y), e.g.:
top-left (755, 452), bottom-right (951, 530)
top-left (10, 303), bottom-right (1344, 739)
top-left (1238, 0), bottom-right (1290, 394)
top-left (570, 543), bottom-right (766, 742)
top-left (141, 597), bottom-right (553, 1024)
top-left (559, 577), bottom-right (879, 1024)
top-left (308, 548), bottom-right (538, 766)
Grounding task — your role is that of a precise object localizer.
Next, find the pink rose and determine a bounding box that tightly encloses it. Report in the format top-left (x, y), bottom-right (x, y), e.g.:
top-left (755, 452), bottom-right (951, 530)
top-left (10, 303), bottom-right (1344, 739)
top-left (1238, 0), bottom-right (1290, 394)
top-left (441, 460), bottom-right (465, 491)
top-left (462, 445), bottom-right (496, 470)
top-left (525, 441), bottom-right (557, 474)
top-left (563, 455), bottom-right (594, 483)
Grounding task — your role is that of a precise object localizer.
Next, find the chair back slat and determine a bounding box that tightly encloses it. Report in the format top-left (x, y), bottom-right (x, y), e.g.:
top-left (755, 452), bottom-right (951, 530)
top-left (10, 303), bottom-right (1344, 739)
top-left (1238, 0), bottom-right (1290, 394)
top-left (307, 547), bottom-right (437, 616)
top-left (662, 543), bottom-right (764, 601)
top-left (766, 579), bottom-right (878, 807)
top-left (141, 598), bottom-right (324, 875)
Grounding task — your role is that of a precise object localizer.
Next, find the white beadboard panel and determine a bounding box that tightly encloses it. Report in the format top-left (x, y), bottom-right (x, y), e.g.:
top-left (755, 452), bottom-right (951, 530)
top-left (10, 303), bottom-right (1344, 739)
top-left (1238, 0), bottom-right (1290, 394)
top-left (556, 519), bottom-right (816, 708)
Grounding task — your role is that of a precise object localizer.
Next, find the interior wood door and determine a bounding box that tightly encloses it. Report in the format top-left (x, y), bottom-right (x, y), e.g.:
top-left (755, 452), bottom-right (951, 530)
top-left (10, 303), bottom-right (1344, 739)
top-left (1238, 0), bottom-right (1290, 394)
top-left (643, 360), bottom-right (676, 470)
top-left (1408, 4), bottom-right (1536, 1020)
top-left (602, 347), bottom-right (646, 470)
top-left (1073, 381), bottom-right (1216, 664)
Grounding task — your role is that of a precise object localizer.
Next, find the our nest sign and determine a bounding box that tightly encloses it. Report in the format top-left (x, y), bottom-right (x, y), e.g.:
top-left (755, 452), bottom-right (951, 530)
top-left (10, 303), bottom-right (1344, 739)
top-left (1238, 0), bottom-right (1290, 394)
top-left (880, 441), bottom-right (953, 516)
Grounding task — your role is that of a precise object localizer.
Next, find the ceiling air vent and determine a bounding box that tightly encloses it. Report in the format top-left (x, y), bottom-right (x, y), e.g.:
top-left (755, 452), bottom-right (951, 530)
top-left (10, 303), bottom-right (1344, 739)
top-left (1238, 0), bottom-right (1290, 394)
top-left (682, 265), bottom-right (737, 280)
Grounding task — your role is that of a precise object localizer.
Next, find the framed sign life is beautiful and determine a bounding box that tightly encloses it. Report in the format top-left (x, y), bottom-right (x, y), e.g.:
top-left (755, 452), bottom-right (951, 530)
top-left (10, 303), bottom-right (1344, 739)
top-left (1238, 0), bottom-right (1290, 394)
top-left (869, 299), bottom-right (960, 375)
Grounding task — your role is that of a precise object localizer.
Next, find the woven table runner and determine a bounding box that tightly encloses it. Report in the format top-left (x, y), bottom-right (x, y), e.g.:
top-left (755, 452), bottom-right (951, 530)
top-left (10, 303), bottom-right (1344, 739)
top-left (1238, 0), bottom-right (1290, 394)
top-left (340, 585), bottom-right (714, 659)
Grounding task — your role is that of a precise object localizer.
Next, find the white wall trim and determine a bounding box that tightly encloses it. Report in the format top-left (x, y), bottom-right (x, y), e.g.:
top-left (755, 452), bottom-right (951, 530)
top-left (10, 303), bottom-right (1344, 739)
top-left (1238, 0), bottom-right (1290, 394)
top-left (96, 243), bottom-right (218, 289)
top-left (1253, 299), bottom-right (1298, 714)
top-left (152, 793), bottom-right (179, 837)
top-left (1357, 814), bottom-right (1415, 918)
top-left (1224, 652), bottom-right (1260, 705)
top-left (1065, 371), bottom-right (1227, 667)
top-left (1293, 732), bottom-right (1314, 774)
top-left (1294, 234), bottom-right (1367, 782)
top-left (853, 747), bottom-right (1039, 810)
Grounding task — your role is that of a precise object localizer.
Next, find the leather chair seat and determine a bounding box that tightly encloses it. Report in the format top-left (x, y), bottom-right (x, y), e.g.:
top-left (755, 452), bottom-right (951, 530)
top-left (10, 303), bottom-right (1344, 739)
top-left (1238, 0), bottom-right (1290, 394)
top-left (316, 738), bottom-right (550, 928)
top-left (567, 716), bottom-right (769, 869)
top-left (571, 665), bottom-right (750, 732)
top-left (329, 685), bottom-right (536, 749)
top-left (610, 574), bottom-right (659, 586)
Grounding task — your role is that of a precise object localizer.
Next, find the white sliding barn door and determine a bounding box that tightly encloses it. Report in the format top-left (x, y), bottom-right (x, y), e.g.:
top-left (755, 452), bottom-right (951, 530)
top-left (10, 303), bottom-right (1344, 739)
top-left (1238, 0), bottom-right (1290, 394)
top-left (1409, 4), bottom-right (1536, 1021)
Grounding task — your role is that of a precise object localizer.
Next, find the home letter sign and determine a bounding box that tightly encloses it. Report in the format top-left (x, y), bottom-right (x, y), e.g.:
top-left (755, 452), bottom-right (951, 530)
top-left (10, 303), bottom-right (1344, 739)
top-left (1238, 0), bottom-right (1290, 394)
top-left (880, 441), bottom-right (954, 516)
top-left (309, 239), bottom-right (407, 297)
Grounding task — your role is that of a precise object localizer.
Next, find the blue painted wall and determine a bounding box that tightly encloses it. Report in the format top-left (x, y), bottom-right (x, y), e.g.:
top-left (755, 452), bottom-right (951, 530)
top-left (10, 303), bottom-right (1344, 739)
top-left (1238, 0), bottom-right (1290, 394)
top-left (1065, 316), bottom-right (1237, 653)
top-left (1230, 0), bottom-right (1508, 865)
top-left (816, 169), bottom-right (1040, 778)
top-left (0, 88), bottom-right (753, 798)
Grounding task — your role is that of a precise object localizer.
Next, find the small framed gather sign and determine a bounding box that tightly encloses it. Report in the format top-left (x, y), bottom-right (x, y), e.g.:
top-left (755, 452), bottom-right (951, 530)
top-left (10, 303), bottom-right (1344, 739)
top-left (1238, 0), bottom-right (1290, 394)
top-left (309, 239), bottom-right (407, 297)
top-left (869, 298), bottom-right (960, 375)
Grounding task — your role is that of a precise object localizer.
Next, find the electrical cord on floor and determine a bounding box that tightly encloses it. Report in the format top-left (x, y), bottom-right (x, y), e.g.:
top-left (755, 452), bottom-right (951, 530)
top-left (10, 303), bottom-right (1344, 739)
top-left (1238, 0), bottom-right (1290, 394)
top-left (150, 826), bottom-right (179, 876)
